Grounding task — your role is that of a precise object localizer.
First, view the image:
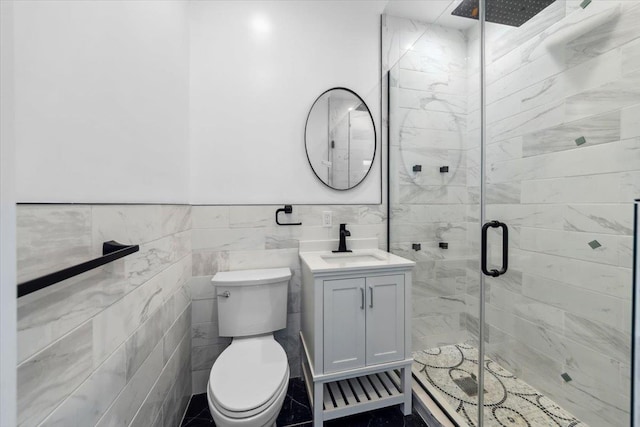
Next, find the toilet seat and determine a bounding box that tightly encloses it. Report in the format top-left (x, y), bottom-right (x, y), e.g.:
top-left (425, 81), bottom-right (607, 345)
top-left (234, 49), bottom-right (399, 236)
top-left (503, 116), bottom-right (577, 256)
top-left (210, 365), bottom-right (289, 419)
top-left (209, 336), bottom-right (289, 419)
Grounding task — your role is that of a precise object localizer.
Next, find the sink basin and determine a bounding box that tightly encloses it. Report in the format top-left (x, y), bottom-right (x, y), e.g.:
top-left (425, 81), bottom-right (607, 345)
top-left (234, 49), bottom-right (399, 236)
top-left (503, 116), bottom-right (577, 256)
top-left (299, 244), bottom-right (415, 273)
top-left (320, 252), bottom-right (386, 265)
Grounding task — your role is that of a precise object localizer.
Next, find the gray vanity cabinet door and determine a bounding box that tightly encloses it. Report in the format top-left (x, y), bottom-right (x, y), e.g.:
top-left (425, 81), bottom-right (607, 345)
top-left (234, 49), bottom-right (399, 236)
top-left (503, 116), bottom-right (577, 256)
top-left (323, 277), bottom-right (367, 373)
top-left (365, 274), bottom-right (405, 365)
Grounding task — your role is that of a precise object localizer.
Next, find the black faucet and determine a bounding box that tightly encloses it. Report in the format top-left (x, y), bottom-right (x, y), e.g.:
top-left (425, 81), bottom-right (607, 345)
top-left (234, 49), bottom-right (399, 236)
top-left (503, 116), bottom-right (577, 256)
top-left (333, 223), bottom-right (352, 253)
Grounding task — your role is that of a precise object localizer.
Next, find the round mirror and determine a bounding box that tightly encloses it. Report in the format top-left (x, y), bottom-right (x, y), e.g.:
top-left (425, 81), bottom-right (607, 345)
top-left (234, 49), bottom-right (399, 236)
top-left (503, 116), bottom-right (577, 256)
top-left (305, 88), bottom-right (376, 190)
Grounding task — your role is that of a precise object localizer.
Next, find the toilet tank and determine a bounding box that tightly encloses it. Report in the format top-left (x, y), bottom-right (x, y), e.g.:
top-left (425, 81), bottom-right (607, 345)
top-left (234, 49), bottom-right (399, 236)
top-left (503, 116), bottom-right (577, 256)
top-left (212, 268), bottom-right (291, 337)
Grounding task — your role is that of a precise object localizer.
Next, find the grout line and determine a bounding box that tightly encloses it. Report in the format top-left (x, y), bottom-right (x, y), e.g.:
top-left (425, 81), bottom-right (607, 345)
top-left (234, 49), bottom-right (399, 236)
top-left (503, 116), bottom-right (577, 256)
top-left (106, 329), bottom-right (191, 427)
top-left (17, 316), bottom-right (93, 369)
top-left (34, 338), bottom-right (125, 427)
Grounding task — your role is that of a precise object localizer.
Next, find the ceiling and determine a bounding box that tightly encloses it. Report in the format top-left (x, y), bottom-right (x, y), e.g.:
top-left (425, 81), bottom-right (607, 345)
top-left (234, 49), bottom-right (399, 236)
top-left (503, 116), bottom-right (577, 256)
top-left (383, 0), bottom-right (477, 29)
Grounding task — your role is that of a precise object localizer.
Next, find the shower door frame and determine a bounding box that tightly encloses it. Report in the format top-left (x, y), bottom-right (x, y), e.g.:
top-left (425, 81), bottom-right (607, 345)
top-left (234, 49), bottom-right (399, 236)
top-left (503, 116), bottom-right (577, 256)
top-left (477, 1), bottom-right (488, 424)
top-left (634, 199), bottom-right (639, 426)
top-left (382, 3), bottom-right (490, 424)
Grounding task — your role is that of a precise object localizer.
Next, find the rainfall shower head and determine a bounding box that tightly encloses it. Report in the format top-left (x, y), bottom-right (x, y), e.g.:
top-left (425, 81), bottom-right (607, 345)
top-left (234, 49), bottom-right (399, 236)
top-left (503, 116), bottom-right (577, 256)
top-left (452, 0), bottom-right (557, 27)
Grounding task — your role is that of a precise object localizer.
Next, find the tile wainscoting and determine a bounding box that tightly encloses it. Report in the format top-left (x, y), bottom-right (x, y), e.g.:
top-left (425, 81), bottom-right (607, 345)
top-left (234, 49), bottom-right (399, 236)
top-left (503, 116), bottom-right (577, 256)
top-left (17, 205), bottom-right (192, 427)
top-left (16, 203), bottom-right (386, 425)
top-left (188, 205), bottom-right (386, 394)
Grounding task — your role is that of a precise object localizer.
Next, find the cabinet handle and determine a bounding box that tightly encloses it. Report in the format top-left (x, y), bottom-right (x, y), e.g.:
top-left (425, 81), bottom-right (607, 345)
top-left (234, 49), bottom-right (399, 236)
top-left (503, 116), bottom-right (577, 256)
top-left (369, 286), bottom-right (373, 308)
top-left (360, 287), bottom-right (365, 309)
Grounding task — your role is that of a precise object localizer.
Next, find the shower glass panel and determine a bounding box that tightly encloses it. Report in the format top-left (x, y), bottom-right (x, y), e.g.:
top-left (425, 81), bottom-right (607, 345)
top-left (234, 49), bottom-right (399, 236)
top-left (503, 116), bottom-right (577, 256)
top-left (383, 4), bottom-right (483, 425)
top-left (482, 1), bottom-right (636, 425)
top-left (385, 0), bottom-right (638, 426)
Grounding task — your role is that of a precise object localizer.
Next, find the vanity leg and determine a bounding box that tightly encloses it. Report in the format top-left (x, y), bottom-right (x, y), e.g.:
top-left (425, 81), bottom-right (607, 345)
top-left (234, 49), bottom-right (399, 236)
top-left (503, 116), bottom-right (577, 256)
top-left (401, 365), bottom-right (412, 416)
top-left (313, 381), bottom-right (324, 426)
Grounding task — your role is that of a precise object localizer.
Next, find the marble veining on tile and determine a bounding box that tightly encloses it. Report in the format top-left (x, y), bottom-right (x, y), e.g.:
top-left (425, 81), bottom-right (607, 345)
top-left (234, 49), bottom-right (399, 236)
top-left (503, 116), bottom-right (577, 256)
top-left (386, 3), bottom-right (636, 425)
top-left (18, 322), bottom-right (94, 427)
top-left (17, 205), bottom-right (92, 283)
top-left (17, 262), bottom-right (126, 363)
top-left (39, 344), bottom-right (126, 427)
top-left (17, 204), bottom-right (195, 427)
top-left (386, 11), bottom-right (476, 358)
top-left (522, 110), bottom-right (620, 157)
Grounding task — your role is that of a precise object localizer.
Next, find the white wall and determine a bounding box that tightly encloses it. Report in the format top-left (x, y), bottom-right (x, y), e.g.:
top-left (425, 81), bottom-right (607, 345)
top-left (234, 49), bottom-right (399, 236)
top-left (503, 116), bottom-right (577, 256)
top-left (0, 1), bottom-right (17, 425)
top-left (13, 0), bottom-right (385, 205)
top-left (189, 0), bottom-right (385, 204)
top-left (13, 1), bottom-right (190, 203)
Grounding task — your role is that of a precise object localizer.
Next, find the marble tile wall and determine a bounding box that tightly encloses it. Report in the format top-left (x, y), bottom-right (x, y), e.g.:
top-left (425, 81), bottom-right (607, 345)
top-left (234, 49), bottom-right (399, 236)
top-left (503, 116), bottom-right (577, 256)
top-left (189, 204), bottom-right (386, 394)
top-left (470, 1), bottom-right (638, 425)
top-left (383, 15), bottom-right (475, 353)
top-left (16, 205), bottom-right (192, 427)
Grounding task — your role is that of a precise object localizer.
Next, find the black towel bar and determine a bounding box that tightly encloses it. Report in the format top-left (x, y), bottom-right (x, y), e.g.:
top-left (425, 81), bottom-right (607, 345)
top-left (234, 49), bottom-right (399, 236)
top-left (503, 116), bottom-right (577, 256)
top-left (17, 240), bottom-right (139, 298)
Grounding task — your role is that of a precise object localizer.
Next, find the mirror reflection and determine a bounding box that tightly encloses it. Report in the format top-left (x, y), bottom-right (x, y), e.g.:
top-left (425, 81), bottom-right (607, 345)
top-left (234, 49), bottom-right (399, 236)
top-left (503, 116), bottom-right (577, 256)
top-left (305, 88), bottom-right (376, 190)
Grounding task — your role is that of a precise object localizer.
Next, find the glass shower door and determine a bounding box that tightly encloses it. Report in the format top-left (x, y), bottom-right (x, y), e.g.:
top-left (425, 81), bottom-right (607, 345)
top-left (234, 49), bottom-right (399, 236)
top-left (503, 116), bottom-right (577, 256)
top-left (384, 0), bottom-right (637, 425)
top-left (383, 5), bottom-right (484, 425)
top-left (481, 1), bottom-right (638, 425)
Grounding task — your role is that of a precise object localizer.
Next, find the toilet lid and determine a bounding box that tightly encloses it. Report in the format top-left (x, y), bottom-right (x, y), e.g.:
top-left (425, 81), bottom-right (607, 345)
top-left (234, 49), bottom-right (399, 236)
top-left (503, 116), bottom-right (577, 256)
top-left (209, 337), bottom-right (288, 414)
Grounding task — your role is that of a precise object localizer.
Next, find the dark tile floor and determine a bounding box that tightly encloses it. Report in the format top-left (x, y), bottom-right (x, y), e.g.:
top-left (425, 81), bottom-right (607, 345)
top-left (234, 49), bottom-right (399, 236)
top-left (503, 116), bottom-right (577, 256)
top-left (181, 378), bottom-right (429, 427)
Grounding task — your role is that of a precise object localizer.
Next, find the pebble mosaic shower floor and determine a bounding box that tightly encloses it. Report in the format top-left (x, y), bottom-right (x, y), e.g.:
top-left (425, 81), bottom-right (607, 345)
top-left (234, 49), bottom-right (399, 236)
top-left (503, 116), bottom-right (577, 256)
top-left (413, 344), bottom-right (587, 427)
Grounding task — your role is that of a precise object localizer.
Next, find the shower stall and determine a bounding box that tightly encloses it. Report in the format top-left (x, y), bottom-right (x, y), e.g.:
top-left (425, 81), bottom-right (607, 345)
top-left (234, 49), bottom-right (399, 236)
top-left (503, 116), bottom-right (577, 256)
top-left (383, 0), bottom-right (639, 425)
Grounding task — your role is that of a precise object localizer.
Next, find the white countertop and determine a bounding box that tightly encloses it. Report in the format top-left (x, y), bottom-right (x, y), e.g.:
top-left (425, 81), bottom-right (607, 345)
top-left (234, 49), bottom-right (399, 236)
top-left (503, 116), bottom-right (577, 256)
top-left (299, 247), bottom-right (415, 274)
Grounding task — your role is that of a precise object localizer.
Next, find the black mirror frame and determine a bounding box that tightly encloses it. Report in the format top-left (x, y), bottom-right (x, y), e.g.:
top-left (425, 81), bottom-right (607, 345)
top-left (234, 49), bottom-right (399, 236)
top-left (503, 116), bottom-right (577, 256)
top-left (304, 87), bottom-right (377, 191)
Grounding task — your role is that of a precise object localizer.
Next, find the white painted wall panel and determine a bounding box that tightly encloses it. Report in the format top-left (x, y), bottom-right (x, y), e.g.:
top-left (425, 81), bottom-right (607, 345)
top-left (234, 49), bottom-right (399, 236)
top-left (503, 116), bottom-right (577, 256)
top-left (0, 1), bottom-right (17, 425)
top-left (188, 1), bottom-right (385, 204)
top-left (14, 0), bottom-right (383, 204)
top-left (13, 1), bottom-right (190, 203)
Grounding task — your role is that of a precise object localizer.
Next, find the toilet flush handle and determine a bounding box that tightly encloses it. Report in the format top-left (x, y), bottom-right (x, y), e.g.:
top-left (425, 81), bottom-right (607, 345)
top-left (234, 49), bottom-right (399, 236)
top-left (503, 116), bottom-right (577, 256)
top-left (217, 291), bottom-right (231, 298)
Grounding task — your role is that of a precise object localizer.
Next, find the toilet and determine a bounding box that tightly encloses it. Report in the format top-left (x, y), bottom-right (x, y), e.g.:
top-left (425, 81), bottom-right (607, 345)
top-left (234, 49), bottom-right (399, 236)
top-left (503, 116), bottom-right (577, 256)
top-left (207, 268), bottom-right (292, 427)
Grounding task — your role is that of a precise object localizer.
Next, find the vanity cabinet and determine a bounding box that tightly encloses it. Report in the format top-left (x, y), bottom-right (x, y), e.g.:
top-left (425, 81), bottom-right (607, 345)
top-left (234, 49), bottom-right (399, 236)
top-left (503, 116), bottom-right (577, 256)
top-left (323, 275), bottom-right (404, 373)
top-left (298, 247), bottom-right (414, 426)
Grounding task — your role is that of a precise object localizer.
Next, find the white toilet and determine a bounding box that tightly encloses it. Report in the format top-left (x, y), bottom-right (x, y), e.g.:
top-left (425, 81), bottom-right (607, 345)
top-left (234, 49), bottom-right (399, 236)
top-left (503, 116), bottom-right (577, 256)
top-left (207, 268), bottom-right (292, 427)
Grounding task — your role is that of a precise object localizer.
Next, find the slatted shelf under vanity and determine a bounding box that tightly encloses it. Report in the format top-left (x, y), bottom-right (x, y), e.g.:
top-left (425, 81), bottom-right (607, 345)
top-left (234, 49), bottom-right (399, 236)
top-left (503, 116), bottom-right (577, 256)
top-left (322, 370), bottom-right (404, 414)
top-left (301, 347), bottom-right (413, 424)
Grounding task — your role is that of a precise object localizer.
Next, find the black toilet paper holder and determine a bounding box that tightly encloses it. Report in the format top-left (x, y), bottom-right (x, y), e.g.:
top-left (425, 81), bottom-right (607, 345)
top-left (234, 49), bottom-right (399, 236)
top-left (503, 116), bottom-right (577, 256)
top-left (275, 205), bottom-right (302, 226)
